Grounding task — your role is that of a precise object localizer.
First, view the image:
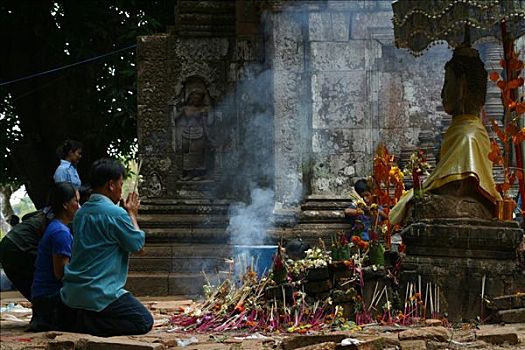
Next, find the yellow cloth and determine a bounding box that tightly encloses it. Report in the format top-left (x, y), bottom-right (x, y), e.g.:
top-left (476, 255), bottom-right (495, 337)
top-left (390, 114), bottom-right (501, 224)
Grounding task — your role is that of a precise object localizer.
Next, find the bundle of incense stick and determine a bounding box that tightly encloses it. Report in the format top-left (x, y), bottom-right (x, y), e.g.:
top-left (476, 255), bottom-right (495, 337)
top-left (423, 281), bottom-right (441, 319)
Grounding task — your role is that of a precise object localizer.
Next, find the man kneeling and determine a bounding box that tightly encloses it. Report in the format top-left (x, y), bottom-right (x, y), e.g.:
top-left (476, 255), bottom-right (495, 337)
top-left (60, 158), bottom-right (152, 336)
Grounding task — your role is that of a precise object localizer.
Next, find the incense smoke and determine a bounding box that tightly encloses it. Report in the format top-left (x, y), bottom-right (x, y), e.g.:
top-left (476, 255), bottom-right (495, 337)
top-left (227, 187), bottom-right (274, 246)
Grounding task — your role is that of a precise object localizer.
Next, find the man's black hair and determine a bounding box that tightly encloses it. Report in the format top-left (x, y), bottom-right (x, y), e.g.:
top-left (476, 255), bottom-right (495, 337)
top-left (8, 214), bottom-right (20, 227)
top-left (89, 158), bottom-right (126, 189)
top-left (79, 185), bottom-right (92, 205)
top-left (354, 179), bottom-right (370, 196)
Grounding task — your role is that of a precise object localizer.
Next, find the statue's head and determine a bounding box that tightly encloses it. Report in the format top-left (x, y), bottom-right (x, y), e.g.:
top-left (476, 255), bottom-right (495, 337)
top-left (441, 47), bottom-right (487, 116)
top-left (186, 87), bottom-right (205, 106)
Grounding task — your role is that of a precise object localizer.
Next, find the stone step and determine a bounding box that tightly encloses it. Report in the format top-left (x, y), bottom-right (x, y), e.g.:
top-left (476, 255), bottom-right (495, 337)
top-left (179, 13), bottom-right (236, 25)
top-left (178, 0), bottom-right (235, 14)
top-left (129, 255), bottom-right (229, 273)
top-left (143, 227), bottom-right (229, 243)
top-left (138, 213), bottom-right (229, 226)
top-left (129, 243), bottom-right (233, 273)
top-left (139, 203), bottom-right (230, 215)
top-left (402, 219), bottom-right (522, 258)
top-left (126, 272), bottom-right (218, 296)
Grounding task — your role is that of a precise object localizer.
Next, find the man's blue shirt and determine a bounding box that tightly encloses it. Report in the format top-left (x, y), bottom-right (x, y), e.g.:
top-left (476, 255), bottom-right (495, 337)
top-left (32, 219), bottom-right (73, 300)
top-left (53, 160), bottom-right (81, 188)
top-left (60, 193), bottom-right (145, 312)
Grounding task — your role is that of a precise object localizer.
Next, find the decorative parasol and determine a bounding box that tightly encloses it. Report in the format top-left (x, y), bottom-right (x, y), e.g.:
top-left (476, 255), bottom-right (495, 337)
top-left (392, 0), bottom-right (525, 55)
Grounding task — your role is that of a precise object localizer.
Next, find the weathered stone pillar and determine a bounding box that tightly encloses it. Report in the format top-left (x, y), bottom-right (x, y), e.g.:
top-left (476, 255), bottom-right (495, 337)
top-left (137, 34), bottom-right (171, 198)
top-left (268, 9), bottom-right (310, 223)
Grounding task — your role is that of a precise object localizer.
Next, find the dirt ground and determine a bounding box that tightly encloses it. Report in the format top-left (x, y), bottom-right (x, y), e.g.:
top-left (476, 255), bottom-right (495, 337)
top-left (1, 291), bottom-right (525, 350)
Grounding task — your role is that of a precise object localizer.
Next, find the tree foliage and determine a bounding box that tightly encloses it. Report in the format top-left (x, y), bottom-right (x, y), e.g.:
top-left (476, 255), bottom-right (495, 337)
top-left (0, 0), bottom-right (175, 207)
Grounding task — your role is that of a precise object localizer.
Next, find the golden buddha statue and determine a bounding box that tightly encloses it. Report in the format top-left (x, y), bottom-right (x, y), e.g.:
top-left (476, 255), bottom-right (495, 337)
top-left (390, 47), bottom-right (501, 225)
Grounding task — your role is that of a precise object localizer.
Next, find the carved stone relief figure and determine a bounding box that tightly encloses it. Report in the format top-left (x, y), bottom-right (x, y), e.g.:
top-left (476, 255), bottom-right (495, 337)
top-left (146, 172), bottom-right (163, 196)
top-left (170, 77), bottom-right (214, 181)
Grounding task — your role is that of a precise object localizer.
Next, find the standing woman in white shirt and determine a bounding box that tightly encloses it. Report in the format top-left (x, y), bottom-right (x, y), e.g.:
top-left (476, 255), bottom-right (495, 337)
top-left (53, 140), bottom-right (83, 188)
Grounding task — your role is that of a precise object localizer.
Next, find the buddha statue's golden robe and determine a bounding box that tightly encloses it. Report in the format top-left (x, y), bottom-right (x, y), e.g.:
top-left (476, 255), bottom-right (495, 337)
top-left (389, 114), bottom-right (501, 224)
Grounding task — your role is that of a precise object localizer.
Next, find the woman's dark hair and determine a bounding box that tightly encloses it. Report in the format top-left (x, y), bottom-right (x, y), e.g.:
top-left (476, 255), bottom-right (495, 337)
top-left (89, 158), bottom-right (126, 189)
top-left (48, 182), bottom-right (78, 215)
top-left (354, 179), bottom-right (370, 196)
top-left (56, 139), bottom-right (83, 159)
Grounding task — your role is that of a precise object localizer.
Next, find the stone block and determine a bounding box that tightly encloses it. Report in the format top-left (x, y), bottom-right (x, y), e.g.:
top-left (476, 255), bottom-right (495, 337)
top-left (312, 129), bottom-right (369, 155)
top-left (270, 12), bottom-right (305, 72)
top-left (49, 334), bottom-right (165, 350)
top-left (296, 342), bottom-right (336, 350)
top-left (332, 269), bottom-right (353, 281)
top-left (128, 258), bottom-right (172, 272)
top-left (83, 338), bottom-right (165, 350)
top-left (282, 335), bottom-right (347, 350)
top-left (350, 12), bottom-right (393, 40)
top-left (145, 300), bottom-right (192, 314)
top-left (327, 0), bottom-right (378, 11)
top-left (476, 328), bottom-right (519, 345)
top-left (498, 308), bottom-right (525, 323)
top-left (489, 294), bottom-right (525, 310)
top-left (398, 327), bottom-right (451, 342)
top-left (273, 70), bottom-right (307, 118)
top-left (126, 273), bottom-right (169, 296)
top-left (308, 12), bottom-right (349, 42)
top-left (266, 284), bottom-right (295, 302)
top-left (168, 272), bottom-right (206, 295)
top-left (307, 267), bottom-right (330, 281)
top-left (137, 34), bottom-right (169, 61)
top-left (379, 334), bottom-right (401, 349)
top-left (331, 290), bottom-right (355, 304)
top-left (48, 340), bottom-right (75, 350)
top-left (309, 12), bottom-right (332, 41)
top-left (310, 41), bottom-right (366, 71)
top-left (304, 279), bottom-right (333, 294)
top-left (332, 13), bottom-right (350, 42)
top-left (311, 71), bottom-right (366, 129)
top-left (172, 38), bottom-right (229, 61)
top-left (399, 340), bottom-right (427, 350)
top-left (424, 319), bottom-right (443, 327)
top-left (337, 337), bottom-right (385, 350)
top-left (401, 219), bottom-right (522, 257)
top-left (234, 38), bottom-right (258, 61)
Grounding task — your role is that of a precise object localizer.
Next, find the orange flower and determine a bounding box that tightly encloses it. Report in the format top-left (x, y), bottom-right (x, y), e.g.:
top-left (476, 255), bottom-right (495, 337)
top-left (496, 182), bottom-right (511, 194)
top-left (516, 103), bottom-right (525, 115)
top-left (488, 140), bottom-right (503, 166)
top-left (358, 241), bottom-right (369, 250)
top-left (343, 259), bottom-right (354, 268)
top-left (513, 128), bottom-right (525, 144)
top-left (489, 71), bottom-right (500, 81)
top-left (352, 236), bottom-right (361, 244)
top-left (234, 303), bottom-right (245, 313)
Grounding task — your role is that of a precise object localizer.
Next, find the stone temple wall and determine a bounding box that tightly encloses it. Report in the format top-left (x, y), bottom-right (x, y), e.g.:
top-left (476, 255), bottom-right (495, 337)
top-left (268, 1), bottom-right (451, 218)
top-left (132, 0), bottom-right (503, 295)
top-left (137, 0), bottom-right (452, 210)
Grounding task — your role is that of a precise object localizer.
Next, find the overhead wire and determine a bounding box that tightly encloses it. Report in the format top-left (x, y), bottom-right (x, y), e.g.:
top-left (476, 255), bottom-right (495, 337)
top-left (0, 44), bottom-right (136, 87)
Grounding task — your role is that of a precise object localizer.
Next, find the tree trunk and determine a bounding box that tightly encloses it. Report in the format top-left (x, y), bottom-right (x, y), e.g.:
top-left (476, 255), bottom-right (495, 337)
top-left (0, 185), bottom-right (15, 220)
